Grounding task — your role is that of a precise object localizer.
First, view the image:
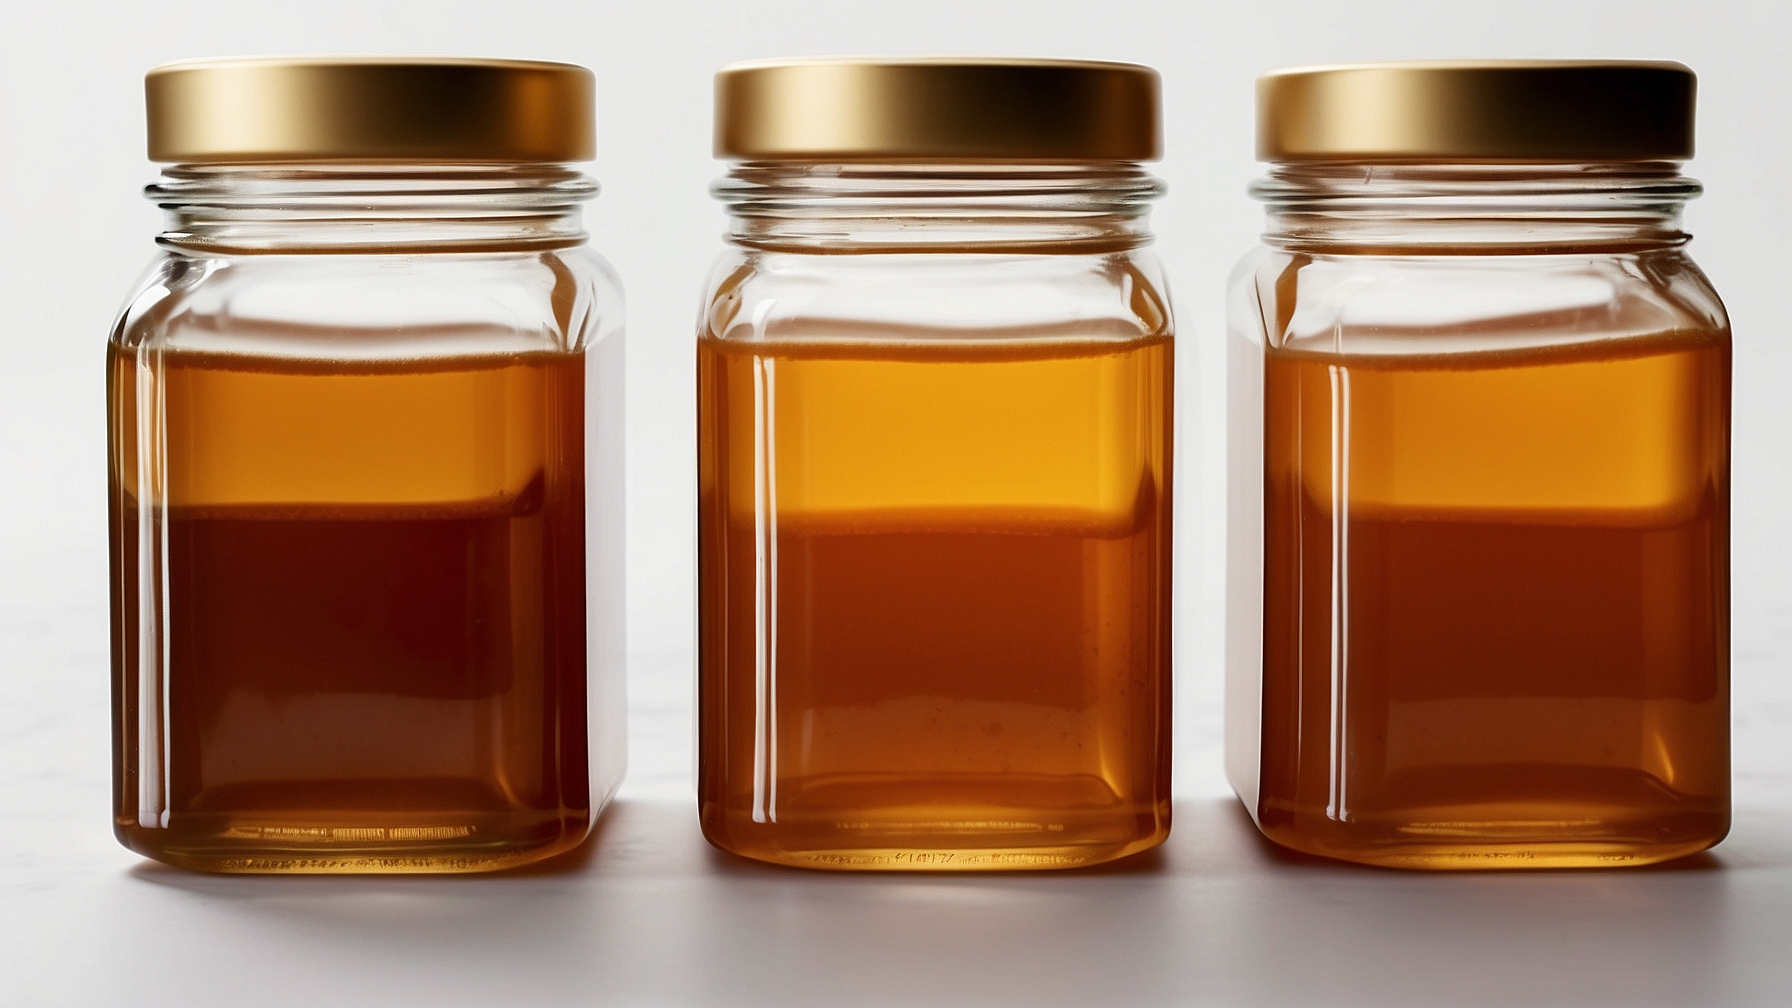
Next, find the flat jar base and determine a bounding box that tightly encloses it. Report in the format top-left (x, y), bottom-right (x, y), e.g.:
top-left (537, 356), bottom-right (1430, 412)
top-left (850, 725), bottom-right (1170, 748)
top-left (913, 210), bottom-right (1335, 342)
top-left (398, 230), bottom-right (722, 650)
top-left (703, 803), bottom-right (1171, 872)
top-left (1255, 807), bottom-right (1727, 871)
top-left (116, 809), bottom-right (592, 874)
top-left (717, 836), bottom-right (1167, 872)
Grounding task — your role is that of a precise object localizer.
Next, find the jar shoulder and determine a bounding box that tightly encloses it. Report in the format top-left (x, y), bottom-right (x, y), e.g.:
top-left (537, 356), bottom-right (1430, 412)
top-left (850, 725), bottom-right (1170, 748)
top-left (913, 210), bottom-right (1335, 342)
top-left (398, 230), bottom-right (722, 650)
top-left (1228, 244), bottom-right (1728, 355)
top-left (112, 246), bottom-right (623, 356)
top-left (700, 248), bottom-right (1173, 343)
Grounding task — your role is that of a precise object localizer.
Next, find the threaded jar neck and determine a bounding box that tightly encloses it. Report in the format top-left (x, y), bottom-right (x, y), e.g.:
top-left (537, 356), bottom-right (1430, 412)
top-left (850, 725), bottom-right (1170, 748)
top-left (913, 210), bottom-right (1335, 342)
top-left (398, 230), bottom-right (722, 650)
top-left (148, 163), bottom-right (597, 253)
top-left (714, 162), bottom-right (1163, 253)
top-left (1251, 162), bottom-right (1700, 253)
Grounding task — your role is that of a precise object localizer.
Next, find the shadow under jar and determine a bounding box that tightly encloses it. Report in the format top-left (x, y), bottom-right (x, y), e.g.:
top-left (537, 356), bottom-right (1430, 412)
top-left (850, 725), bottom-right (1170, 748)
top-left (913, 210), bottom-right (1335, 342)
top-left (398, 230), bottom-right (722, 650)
top-left (1227, 61), bottom-right (1730, 869)
top-left (110, 58), bottom-right (626, 873)
top-left (697, 58), bottom-right (1174, 870)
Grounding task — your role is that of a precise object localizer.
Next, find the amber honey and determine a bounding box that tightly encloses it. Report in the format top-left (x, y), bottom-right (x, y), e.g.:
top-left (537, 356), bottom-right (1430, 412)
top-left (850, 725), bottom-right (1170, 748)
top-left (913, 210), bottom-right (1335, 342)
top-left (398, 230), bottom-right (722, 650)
top-left (108, 347), bottom-right (590, 872)
top-left (697, 334), bottom-right (1172, 869)
top-left (1259, 329), bottom-right (1729, 868)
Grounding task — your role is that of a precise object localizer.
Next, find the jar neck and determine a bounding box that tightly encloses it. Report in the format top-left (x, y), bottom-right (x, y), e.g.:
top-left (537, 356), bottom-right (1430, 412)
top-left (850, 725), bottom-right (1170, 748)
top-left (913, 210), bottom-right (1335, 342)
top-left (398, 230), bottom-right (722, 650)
top-left (149, 164), bottom-right (597, 253)
top-left (1252, 162), bottom-right (1699, 254)
top-left (714, 162), bottom-right (1163, 253)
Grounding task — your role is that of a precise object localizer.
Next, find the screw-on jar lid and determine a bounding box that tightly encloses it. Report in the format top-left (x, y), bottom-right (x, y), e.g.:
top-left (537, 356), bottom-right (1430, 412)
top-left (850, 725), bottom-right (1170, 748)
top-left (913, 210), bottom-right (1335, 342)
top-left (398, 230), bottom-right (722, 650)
top-left (714, 57), bottom-right (1160, 162)
top-left (1257, 60), bottom-right (1694, 163)
top-left (146, 56), bottom-right (595, 163)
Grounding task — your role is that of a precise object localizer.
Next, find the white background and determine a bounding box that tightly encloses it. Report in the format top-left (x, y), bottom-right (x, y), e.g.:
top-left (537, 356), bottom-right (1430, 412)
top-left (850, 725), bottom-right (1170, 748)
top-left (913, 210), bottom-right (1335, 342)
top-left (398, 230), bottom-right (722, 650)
top-left (3, 1), bottom-right (1790, 1005)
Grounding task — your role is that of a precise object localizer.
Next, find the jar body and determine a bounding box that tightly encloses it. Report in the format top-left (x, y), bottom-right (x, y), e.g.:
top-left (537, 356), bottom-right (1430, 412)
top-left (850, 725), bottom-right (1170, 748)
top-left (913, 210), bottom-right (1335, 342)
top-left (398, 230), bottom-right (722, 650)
top-left (697, 164), bottom-right (1173, 870)
top-left (109, 166), bottom-right (626, 873)
top-left (1227, 164), bottom-right (1730, 869)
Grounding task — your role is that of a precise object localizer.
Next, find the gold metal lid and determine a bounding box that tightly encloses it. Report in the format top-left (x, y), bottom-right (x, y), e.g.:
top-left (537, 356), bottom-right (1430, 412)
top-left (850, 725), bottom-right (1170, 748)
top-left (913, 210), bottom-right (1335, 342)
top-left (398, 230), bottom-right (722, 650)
top-left (146, 56), bottom-right (595, 163)
top-left (1258, 60), bottom-right (1695, 163)
top-left (714, 57), bottom-right (1160, 161)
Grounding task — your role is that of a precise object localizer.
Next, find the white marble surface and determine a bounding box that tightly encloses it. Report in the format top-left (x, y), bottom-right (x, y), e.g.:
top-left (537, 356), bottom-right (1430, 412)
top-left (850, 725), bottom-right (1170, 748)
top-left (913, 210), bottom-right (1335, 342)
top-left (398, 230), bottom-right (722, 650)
top-left (16, 795), bottom-right (1792, 1008)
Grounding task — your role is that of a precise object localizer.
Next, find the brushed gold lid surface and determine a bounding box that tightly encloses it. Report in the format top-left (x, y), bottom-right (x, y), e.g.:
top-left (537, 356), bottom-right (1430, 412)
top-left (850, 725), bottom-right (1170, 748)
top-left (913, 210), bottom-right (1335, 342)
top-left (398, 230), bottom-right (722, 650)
top-left (715, 57), bottom-right (1160, 161)
top-left (1258, 60), bottom-right (1695, 163)
top-left (147, 56), bottom-right (595, 163)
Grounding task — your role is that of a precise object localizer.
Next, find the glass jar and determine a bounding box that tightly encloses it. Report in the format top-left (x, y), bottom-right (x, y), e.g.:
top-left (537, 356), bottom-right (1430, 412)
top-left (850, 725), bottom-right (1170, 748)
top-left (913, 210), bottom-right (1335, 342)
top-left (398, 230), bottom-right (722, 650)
top-left (110, 57), bottom-right (626, 873)
top-left (1227, 61), bottom-right (1730, 868)
top-left (697, 58), bottom-right (1173, 870)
